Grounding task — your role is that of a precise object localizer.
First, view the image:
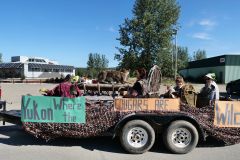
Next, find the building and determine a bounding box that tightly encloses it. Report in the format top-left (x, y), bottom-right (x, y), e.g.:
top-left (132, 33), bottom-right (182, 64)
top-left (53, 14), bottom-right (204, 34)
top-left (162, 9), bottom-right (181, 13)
top-left (0, 56), bottom-right (75, 79)
top-left (179, 55), bottom-right (240, 84)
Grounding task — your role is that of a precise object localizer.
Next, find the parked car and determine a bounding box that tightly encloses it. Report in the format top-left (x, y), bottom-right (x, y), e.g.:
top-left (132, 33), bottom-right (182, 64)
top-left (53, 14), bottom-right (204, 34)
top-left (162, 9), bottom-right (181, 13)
top-left (226, 79), bottom-right (240, 94)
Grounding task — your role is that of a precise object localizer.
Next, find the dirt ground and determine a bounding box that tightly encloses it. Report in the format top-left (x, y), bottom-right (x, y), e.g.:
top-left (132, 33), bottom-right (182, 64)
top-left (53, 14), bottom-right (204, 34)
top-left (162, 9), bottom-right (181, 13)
top-left (0, 82), bottom-right (227, 110)
top-left (1, 83), bottom-right (56, 110)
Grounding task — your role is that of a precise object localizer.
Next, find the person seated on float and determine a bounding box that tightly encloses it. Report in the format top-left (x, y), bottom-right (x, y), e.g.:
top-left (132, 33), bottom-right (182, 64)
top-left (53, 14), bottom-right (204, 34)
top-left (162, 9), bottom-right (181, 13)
top-left (173, 76), bottom-right (185, 97)
top-left (199, 73), bottom-right (219, 106)
top-left (161, 85), bottom-right (175, 98)
top-left (70, 75), bottom-right (83, 97)
top-left (162, 76), bottom-right (185, 98)
top-left (40, 74), bottom-right (82, 98)
top-left (125, 68), bottom-right (148, 98)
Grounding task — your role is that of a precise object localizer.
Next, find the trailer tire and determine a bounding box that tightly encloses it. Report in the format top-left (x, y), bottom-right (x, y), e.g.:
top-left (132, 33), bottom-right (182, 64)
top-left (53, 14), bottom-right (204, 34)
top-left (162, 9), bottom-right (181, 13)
top-left (120, 120), bottom-right (155, 154)
top-left (163, 120), bottom-right (199, 154)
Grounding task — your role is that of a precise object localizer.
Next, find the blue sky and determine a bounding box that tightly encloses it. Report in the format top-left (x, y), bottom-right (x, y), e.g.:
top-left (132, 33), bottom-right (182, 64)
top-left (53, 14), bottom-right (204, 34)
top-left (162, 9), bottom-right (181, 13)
top-left (0, 0), bottom-right (239, 67)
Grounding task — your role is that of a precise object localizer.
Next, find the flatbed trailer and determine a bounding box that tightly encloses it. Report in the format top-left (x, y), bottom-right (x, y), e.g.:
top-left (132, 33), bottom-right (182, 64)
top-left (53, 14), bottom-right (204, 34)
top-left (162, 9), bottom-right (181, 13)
top-left (0, 96), bottom-right (240, 154)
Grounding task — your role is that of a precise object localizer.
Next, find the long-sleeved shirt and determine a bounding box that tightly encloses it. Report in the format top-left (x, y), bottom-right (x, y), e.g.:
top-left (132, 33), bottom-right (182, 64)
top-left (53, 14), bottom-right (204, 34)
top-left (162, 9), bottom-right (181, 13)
top-left (200, 81), bottom-right (219, 100)
top-left (47, 81), bottom-right (82, 98)
top-left (211, 81), bottom-right (219, 100)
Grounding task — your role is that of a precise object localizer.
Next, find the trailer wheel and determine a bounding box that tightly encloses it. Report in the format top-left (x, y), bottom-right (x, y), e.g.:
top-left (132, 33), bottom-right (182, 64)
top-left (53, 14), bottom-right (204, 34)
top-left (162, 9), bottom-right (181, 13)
top-left (120, 120), bottom-right (155, 154)
top-left (163, 120), bottom-right (199, 154)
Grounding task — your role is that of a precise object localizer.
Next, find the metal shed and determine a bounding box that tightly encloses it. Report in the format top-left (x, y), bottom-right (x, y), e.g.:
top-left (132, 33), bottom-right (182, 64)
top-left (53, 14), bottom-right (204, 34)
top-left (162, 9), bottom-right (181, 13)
top-left (179, 55), bottom-right (240, 84)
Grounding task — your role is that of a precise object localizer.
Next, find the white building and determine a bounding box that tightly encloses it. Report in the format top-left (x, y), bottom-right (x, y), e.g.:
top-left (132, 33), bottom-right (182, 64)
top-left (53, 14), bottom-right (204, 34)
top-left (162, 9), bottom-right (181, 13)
top-left (0, 56), bottom-right (75, 79)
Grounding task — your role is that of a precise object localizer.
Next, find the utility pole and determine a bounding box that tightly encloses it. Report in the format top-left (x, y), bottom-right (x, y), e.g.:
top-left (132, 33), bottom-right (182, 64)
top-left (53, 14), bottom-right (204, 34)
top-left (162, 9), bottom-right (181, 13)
top-left (174, 29), bottom-right (178, 80)
top-left (172, 44), bottom-right (174, 77)
top-left (172, 29), bottom-right (178, 79)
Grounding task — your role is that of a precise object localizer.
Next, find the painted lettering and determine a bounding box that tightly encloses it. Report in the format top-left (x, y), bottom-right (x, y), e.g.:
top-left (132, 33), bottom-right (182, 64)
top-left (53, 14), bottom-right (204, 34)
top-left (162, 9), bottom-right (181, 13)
top-left (114, 98), bottom-right (179, 112)
top-left (216, 103), bottom-right (240, 126)
top-left (155, 99), bottom-right (168, 110)
top-left (22, 97), bottom-right (31, 119)
top-left (63, 112), bottom-right (77, 122)
top-left (216, 103), bottom-right (228, 125)
top-left (27, 109), bottom-right (33, 119)
top-left (33, 100), bottom-right (40, 120)
top-left (234, 113), bottom-right (240, 125)
top-left (53, 98), bottom-right (63, 110)
top-left (21, 96), bottom-right (85, 123)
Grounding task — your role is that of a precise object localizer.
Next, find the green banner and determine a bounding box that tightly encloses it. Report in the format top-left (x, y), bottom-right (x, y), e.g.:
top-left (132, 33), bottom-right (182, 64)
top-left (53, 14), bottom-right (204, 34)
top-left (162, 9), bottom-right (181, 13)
top-left (21, 96), bottom-right (86, 123)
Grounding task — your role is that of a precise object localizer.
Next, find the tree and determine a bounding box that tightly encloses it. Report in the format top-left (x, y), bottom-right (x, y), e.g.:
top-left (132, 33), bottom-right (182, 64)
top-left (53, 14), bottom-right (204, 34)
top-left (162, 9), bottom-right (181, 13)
top-left (0, 53), bottom-right (2, 63)
top-left (177, 46), bottom-right (190, 70)
top-left (192, 49), bottom-right (207, 61)
top-left (87, 53), bottom-right (109, 78)
top-left (115, 0), bottom-right (180, 76)
top-left (75, 68), bottom-right (88, 77)
top-left (87, 53), bottom-right (95, 78)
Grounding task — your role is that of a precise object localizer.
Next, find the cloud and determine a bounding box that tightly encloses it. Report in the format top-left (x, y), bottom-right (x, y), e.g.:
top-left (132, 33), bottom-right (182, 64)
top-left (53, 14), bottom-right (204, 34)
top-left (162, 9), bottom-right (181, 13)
top-left (189, 19), bottom-right (217, 40)
top-left (186, 19), bottom-right (217, 30)
top-left (199, 19), bottom-right (216, 27)
top-left (186, 20), bottom-right (196, 27)
top-left (192, 32), bottom-right (212, 40)
top-left (198, 19), bottom-right (217, 31)
top-left (108, 26), bottom-right (117, 33)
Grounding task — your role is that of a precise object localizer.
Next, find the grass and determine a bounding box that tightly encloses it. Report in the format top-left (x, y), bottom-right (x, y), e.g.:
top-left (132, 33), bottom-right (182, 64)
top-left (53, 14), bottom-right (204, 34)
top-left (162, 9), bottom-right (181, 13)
top-left (161, 77), bottom-right (175, 86)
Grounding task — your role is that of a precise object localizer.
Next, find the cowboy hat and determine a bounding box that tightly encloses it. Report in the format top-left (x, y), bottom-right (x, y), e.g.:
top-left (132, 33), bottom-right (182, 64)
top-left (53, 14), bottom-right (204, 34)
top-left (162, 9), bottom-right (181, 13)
top-left (204, 73), bottom-right (216, 80)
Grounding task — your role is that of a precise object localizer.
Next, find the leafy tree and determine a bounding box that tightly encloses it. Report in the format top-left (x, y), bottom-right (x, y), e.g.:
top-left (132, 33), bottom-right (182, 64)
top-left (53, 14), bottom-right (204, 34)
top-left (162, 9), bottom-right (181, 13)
top-left (87, 53), bottom-right (109, 78)
top-left (177, 46), bottom-right (190, 70)
top-left (0, 53), bottom-right (2, 63)
top-left (87, 53), bottom-right (95, 78)
top-left (75, 68), bottom-right (88, 77)
top-left (157, 49), bottom-right (173, 77)
top-left (115, 0), bottom-right (180, 77)
top-left (192, 49), bottom-right (207, 61)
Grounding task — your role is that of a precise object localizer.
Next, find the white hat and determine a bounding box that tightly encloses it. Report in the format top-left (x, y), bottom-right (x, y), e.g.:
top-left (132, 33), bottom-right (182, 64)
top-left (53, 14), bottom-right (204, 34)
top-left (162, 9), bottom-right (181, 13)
top-left (205, 73), bottom-right (216, 80)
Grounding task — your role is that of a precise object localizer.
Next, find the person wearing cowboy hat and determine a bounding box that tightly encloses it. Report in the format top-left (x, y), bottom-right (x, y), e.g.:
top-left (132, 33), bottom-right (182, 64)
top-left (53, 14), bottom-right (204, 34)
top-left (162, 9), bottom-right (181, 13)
top-left (200, 73), bottom-right (219, 106)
